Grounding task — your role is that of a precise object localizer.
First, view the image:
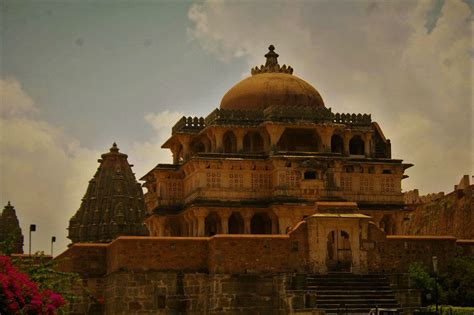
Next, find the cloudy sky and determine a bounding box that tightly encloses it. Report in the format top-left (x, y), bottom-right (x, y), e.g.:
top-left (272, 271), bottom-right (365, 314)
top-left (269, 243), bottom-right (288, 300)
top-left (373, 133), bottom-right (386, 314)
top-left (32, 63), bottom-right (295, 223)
top-left (1, 0), bottom-right (472, 254)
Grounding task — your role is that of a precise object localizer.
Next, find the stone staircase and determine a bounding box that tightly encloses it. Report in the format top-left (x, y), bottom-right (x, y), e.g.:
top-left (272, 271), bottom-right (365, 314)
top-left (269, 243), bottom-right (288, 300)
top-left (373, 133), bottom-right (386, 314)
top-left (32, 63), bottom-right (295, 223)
top-left (307, 273), bottom-right (401, 314)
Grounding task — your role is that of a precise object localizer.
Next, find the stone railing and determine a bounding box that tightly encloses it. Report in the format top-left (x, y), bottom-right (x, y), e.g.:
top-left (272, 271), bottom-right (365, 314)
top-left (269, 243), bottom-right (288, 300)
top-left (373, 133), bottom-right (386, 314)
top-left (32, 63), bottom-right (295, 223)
top-left (330, 113), bottom-right (371, 125)
top-left (204, 108), bottom-right (263, 126)
top-left (263, 104), bottom-right (332, 122)
top-left (175, 108), bottom-right (372, 131)
top-left (172, 116), bottom-right (206, 134)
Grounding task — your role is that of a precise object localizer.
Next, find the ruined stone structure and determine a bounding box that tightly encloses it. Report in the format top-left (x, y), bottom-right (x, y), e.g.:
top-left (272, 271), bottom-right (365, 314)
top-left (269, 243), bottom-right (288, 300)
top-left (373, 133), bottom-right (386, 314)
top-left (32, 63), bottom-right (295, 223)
top-left (0, 201), bottom-right (24, 254)
top-left (57, 46), bottom-right (474, 314)
top-left (402, 175), bottom-right (473, 239)
top-left (68, 143), bottom-right (148, 244)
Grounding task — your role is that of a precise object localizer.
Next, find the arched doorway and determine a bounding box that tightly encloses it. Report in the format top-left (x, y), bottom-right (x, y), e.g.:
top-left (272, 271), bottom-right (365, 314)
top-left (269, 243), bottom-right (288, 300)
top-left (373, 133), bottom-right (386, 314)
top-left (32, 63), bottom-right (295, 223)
top-left (228, 212), bottom-right (244, 234)
top-left (326, 230), bottom-right (352, 272)
top-left (250, 213), bottom-right (272, 234)
top-left (331, 134), bottom-right (343, 154)
top-left (223, 131), bottom-right (237, 153)
top-left (243, 132), bottom-right (264, 153)
top-left (205, 212), bottom-right (221, 236)
top-left (349, 136), bottom-right (364, 155)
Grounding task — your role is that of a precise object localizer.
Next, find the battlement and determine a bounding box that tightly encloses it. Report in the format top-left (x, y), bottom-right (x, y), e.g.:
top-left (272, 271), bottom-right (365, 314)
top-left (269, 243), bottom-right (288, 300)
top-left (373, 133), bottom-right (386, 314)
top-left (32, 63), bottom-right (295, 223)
top-left (331, 112), bottom-right (372, 125)
top-left (172, 116), bottom-right (206, 134)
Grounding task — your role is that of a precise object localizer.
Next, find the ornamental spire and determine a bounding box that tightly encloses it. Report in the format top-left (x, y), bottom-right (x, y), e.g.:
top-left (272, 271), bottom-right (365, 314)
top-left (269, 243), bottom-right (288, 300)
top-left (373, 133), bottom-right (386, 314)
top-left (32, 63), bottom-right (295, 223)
top-left (251, 44), bottom-right (293, 75)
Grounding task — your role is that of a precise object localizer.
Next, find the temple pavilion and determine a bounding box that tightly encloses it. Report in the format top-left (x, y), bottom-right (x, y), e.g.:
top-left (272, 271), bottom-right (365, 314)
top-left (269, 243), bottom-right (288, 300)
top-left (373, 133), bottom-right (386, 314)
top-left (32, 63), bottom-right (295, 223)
top-left (141, 45), bottom-right (412, 239)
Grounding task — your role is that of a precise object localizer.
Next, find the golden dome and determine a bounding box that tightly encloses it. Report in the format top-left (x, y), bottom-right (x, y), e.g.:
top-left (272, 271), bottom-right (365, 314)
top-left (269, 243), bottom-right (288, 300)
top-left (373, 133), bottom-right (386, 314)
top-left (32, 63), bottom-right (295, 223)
top-left (220, 45), bottom-right (325, 111)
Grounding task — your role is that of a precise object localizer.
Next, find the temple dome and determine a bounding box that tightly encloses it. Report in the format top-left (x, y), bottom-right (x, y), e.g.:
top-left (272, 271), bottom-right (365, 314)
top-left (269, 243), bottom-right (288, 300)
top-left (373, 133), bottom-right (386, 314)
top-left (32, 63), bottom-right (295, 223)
top-left (220, 45), bottom-right (325, 111)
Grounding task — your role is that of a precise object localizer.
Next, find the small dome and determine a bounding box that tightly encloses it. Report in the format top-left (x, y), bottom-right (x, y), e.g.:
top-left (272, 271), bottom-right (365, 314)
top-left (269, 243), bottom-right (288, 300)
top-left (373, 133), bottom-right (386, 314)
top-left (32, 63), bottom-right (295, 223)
top-left (220, 45), bottom-right (325, 111)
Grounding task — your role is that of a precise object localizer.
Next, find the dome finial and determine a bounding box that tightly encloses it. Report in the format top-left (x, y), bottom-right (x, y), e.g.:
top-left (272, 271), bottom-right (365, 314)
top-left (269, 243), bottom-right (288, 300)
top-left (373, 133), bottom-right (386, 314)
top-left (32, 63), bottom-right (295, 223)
top-left (110, 142), bottom-right (119, 153)
top-left (265, 44), bottom-right (279, 68)
top-left (251, 44), bottom-right (293, 75)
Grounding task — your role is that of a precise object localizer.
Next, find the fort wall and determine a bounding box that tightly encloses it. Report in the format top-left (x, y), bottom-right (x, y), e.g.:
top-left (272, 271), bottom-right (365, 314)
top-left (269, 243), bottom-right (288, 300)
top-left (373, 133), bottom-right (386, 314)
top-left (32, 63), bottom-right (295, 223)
top-left (402, 176), bottom-right (473, 239)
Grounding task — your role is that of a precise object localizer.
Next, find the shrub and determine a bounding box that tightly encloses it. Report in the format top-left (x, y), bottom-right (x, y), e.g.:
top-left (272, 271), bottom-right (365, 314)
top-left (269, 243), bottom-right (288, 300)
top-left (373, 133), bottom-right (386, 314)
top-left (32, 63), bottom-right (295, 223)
top-left (0, 256), bottom-right (65, 314)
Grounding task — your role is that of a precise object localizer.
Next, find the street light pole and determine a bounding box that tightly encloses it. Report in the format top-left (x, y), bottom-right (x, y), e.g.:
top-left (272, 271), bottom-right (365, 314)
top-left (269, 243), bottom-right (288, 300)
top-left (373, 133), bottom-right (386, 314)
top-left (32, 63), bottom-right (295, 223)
top-left (51, 236), bottom-right (56, 256)
top-left (29, 224), bottom-right (36, 256)
top-left (432, 256), bottom-right (439, 314)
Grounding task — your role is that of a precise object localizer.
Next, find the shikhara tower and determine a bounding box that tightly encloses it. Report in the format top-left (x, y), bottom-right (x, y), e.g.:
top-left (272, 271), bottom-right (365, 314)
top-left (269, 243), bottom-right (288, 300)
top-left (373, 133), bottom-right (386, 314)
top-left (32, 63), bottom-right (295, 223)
top-left (68, 143), bottom-right (148, 244)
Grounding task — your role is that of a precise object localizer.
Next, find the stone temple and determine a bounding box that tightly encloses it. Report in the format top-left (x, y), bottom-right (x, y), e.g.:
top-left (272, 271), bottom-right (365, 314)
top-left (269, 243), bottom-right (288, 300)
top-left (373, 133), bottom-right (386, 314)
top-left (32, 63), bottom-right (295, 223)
top-left (68, 143), bottom-right (148, 244)
top-left (58, 45), bottom-right (473, 314)
top-left (0, 201), bottom-right (24, 254)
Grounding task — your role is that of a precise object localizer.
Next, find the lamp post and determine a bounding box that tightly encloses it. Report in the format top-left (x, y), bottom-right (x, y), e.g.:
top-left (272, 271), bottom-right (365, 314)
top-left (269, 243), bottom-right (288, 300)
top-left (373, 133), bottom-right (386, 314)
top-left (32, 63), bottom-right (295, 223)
top-left (51, 236), bottom-right (56, 256)
top-left (29, 224), bottom-right (36, 256)
top-left (432, 256), bottom-right (439, 314)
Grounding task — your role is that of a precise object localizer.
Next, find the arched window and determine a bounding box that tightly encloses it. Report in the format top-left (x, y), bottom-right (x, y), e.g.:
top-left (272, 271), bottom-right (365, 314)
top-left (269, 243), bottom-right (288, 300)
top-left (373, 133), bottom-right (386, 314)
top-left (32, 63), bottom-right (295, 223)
top-left (250, 213), bottom-right (272, 234)
top-left (349, 136), bottom-right (364, 155)
top-left (223, 131), bottom-right (237, 153)
top-left (228, 212), bottom-right (244, 234)
top-left (331, 134), bottom-right (343, 153)
top-left (243, 132), bottom-right (264, 153)
top-left (191, 140), bottom-right (205, 156)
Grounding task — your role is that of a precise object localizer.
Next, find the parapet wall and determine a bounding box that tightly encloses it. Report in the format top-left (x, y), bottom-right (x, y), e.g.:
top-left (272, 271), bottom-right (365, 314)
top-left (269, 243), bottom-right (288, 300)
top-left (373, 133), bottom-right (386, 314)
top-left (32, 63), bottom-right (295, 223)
top-left (58, 222), bottom-right (464, 277)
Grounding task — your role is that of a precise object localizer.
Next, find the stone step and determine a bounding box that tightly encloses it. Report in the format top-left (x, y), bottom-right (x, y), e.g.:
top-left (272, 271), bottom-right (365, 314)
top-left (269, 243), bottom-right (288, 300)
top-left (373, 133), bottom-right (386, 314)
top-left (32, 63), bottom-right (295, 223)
top-left (324, 309), bottom-right (401, 315)
top-left (302, 273), bottom-right (401, 313)
top-left (317, 296), bottom-right (397, 302)
top-left (315, 290), bottom-right (395, 295)
top-left (307, 286), bottom-right (392, 290)
top-left (316, 299), bottom-right (398, 304)
top-left (316, 304), bottom-right (399, 314)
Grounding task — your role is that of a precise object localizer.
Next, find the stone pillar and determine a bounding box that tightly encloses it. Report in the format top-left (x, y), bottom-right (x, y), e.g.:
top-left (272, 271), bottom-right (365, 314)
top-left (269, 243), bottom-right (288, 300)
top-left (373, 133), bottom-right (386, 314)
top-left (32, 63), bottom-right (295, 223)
top-left (194, 208), bottom-right (209, 236)
top-left (265, 125), bottom-right (286, 152)
top-left (178, 135), bottom-right (192, 161)
top-left (343, 132), bottom-right (351, 156)
top-left (364, 133), bottom-right (372, 157)
top-left (319, 128), bottom-right (332, 153)
top-left (219, 209), bottom-right (232, 234)
top-left (170, 143), bottom-right (180, 164)
top-left (235, 129), bottom-right (246, 153)
top-left (277, 216), bottom-right (293, 234)
top-left (213, 128), bottom-right (225, 153)
top-left (183, 214), bottom-right (192, 236)
top-left (273, 206), bottom-right (293, 234)
top-left (271, 216), bottom-right (279, 234)
top-left (156, 216), bottom-right (165, 236)
top-left (242, 209), bottom-right (254, 234)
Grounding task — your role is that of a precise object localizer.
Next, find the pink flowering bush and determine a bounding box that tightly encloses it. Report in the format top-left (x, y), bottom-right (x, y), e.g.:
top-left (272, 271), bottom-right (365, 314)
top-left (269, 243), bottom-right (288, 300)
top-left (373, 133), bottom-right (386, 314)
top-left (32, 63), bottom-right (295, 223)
top-left (0, 256), bottom-right (65, 314)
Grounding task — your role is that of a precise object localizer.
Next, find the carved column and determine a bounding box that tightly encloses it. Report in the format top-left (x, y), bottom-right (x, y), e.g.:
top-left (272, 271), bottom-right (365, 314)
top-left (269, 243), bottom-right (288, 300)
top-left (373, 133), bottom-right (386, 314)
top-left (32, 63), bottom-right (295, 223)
top-left (170, 143), bottom-right (180, 164)
top-left (235, 129), bottom-right (246, 153)
top-left (183, 214), bottom-right (192, 236)
top-left (213, 128), bottom-right (225, 153)
top-left (219, 209), bottom-right (232, 234)
top-left (155, 216), bottom-right (165, 237)
top-left (241, 209), bottom-right (254, 234)
top-left (319, 128), bottom-right (332, 153)
top-left (273, 206), bottom-right (292, 234)
top-left (178, 135), bottom-right (192, 161)
top-left (343, 132), bottom-right (351, 156)
top-left (271, 216), bottom-right (278, 234)
top-left (194, 208), bottom-right (209, 236)
top-left (265, 125), bottom-right (285, 152)
top-left (364, 133), bottom-right (372, 157)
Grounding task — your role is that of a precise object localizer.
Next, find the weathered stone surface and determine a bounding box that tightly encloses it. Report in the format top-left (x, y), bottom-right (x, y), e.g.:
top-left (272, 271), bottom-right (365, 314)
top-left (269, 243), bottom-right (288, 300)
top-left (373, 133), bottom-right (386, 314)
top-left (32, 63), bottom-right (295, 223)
top-left (68, 143), bottom-right (148, 244)
top-left (402, 176), bottom-right (473, 239)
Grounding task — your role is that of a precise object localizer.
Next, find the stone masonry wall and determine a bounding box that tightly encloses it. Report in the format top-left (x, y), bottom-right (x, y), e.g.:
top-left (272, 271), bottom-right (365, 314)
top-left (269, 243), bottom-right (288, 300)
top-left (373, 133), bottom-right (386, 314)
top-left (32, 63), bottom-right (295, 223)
top-left (402, 182), bottom-right (473, 239)
top-left (102, 271), bottom-right (290, 314)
